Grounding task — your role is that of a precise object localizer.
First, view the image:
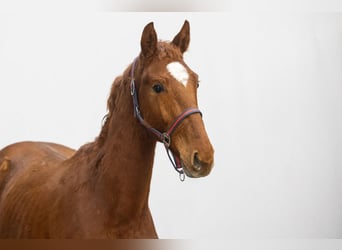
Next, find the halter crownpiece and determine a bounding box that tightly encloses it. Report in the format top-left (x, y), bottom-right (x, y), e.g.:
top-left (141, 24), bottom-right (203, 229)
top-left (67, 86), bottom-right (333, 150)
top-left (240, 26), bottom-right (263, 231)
top-left (129, 57), bottom-right (202, 181)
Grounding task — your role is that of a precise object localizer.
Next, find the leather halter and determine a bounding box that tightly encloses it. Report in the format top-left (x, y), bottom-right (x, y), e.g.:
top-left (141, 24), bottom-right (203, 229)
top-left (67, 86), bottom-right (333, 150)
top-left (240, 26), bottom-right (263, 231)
top-left (129, 58), bottom-right (202, 181)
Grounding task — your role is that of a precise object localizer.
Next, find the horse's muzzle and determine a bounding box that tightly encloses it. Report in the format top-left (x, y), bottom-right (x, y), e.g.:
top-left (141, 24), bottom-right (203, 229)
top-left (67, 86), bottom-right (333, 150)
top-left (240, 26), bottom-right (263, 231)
top-left (182, 149), bottom-right (214, 178)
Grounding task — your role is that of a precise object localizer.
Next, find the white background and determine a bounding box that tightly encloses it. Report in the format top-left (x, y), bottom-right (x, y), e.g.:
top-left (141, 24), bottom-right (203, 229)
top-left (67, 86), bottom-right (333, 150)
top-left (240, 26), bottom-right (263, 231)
top-left (0, 7), bottom-right (342, 240)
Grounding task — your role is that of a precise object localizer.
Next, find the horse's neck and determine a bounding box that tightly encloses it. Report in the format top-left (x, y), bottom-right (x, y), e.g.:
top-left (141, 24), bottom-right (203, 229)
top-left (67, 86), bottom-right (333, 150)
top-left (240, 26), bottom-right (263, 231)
top-left (75, 79), bottom-right (156, 225)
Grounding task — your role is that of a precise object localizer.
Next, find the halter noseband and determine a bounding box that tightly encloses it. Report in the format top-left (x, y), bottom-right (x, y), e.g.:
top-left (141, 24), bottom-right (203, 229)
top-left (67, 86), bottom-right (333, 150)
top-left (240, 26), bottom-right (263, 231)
top-left (130, 58), bottom-right (202, 181)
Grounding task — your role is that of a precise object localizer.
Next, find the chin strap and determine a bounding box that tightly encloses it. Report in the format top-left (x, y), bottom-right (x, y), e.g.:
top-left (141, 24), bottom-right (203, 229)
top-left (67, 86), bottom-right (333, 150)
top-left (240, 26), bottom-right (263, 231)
top-left (129, 58), bottom-right (202, 181)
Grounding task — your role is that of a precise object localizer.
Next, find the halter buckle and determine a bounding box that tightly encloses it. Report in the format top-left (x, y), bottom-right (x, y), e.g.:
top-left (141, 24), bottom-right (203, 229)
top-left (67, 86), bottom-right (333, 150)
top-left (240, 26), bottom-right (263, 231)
top-left (162, 133), bottom-right (171, 148)
top-left (130, 79), bottom-right (135, 96)
top-left (135, 106), bottom-right (140, 116)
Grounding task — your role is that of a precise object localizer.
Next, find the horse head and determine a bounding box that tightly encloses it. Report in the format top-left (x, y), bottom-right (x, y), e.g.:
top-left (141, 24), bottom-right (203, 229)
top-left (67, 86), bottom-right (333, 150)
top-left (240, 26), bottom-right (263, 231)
top-left (132, 21), bottom-right (214, 178)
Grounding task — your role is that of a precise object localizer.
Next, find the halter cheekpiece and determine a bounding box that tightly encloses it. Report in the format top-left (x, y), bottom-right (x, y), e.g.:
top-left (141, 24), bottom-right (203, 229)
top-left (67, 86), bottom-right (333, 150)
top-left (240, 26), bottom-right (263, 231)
top-left (129, 57), bottom-right (202, 181)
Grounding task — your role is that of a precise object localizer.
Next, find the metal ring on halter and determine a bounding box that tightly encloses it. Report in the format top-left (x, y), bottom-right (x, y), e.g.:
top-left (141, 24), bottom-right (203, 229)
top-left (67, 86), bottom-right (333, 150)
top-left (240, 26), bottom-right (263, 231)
top-left (179, 172), bottom-right (185, 182)
top-left (101, 114), bottom-right (109, 127)
top-left (162, 133), bottom-right (171, 148)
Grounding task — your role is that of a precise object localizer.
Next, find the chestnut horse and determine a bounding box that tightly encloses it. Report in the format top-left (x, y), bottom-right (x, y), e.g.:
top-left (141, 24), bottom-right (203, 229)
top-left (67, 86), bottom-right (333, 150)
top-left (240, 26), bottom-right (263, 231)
top-left (0, 21), bottom-right (214, 238)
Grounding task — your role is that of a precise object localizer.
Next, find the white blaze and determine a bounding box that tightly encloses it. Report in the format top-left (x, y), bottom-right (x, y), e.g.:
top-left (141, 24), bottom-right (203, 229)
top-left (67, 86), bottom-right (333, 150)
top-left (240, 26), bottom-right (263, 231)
top-left (166, 62), bottom-right (189, 87)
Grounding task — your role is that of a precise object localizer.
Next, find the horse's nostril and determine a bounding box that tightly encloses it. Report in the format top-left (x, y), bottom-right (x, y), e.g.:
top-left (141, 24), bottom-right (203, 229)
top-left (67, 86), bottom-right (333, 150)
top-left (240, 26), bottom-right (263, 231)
top-left (193, 152), bottom-right (201, 170)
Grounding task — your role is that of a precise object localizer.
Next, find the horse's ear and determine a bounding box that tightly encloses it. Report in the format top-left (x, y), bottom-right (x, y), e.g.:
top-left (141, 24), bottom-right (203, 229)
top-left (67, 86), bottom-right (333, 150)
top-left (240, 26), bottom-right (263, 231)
top-left (141, 22), bottom-right (157, 59)
top-left (172, 20), bottom-right (190, 53)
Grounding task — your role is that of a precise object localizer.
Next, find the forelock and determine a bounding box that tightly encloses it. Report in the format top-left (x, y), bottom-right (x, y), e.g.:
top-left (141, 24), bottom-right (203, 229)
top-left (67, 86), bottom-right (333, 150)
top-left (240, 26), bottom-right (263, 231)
top-left (156, 41), bottom-right (183, 61)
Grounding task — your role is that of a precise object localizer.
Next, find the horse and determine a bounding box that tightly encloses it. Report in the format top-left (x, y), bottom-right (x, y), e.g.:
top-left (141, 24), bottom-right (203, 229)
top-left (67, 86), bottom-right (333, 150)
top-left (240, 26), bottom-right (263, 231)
top-left (0, 20), bottom-right (214, 238)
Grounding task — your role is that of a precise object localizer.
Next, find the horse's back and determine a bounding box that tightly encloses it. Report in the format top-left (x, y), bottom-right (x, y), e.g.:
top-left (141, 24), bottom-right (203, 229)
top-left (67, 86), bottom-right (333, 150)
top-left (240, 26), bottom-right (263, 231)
top-left (0, 141), bottom-right (75, 160)
top-left (0, 142), bottom-right (75, 172)
top-left (0, 141), bottom-right (75, 191)
top-left (0, 141), bottom-right (75, 237)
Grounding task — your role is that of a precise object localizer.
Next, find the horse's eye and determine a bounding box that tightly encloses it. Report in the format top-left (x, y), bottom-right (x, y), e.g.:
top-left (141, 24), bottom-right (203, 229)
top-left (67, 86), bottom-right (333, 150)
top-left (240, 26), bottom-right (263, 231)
top-left (152, 83), bottom-right (164, 93)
